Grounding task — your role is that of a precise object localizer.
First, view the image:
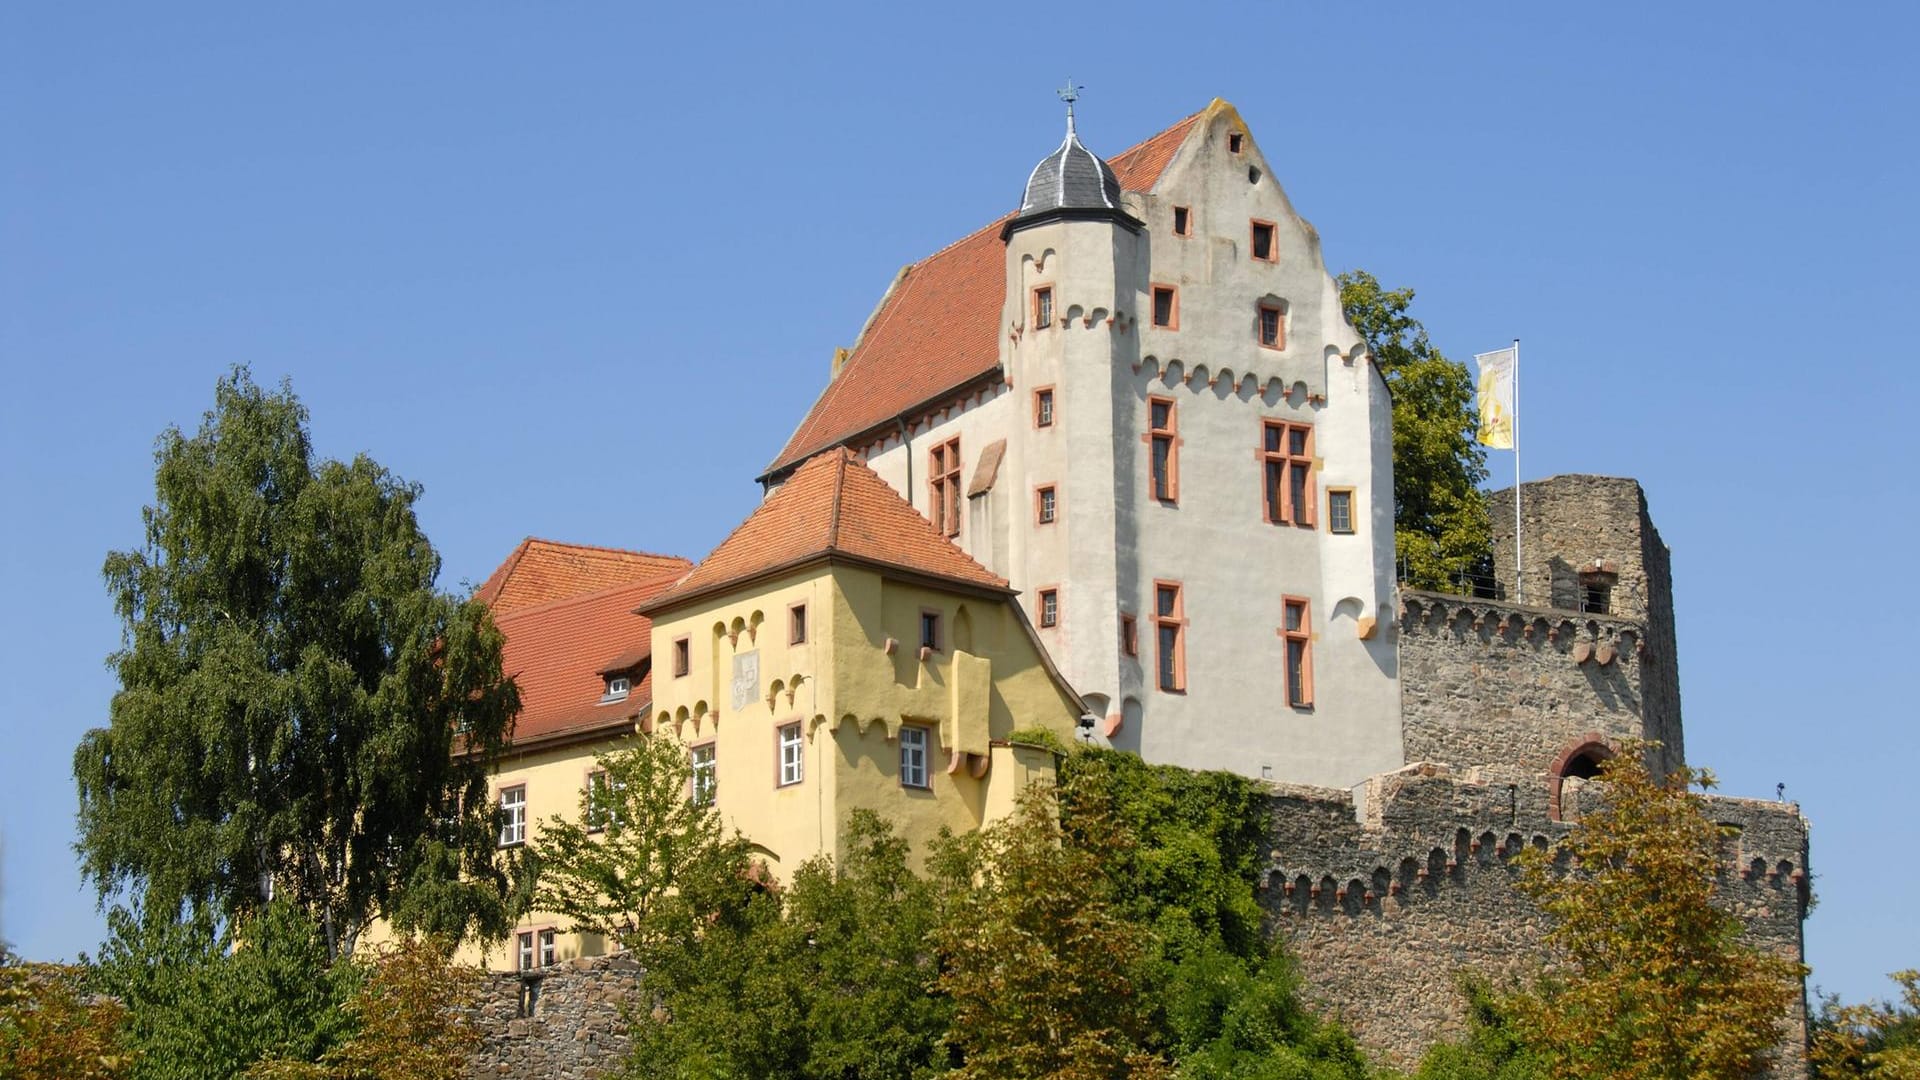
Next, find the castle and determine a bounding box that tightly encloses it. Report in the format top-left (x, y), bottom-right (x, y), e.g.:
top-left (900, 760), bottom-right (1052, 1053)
top-left (454, 99), bottom-right (1811, 1077)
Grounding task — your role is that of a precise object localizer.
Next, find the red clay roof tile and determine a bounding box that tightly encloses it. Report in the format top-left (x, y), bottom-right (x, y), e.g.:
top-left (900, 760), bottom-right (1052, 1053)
top-left (494, 573), bottom-right (682, 746)
top-left (648, 448), bottom-right (1007, 612)
top-left (763, 109), bottom-right (1204, 477)
top-left (476, 538), bottom-right (691, 616)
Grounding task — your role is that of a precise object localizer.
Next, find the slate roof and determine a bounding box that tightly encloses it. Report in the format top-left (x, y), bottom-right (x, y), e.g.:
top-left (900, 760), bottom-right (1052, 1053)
top-left (475, 538), bottom-right (691, 616)
top-left (1018, 119), bottom-right (1123, 216)
top-left (645, 448), bottom-right (1008, 614)
top-left (494, 573), bottom-right (682, 746)
top-left (762, 108), bottom-right (1206, 479)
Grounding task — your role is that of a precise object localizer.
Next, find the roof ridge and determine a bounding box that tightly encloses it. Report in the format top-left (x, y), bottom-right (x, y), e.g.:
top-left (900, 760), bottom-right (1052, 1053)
top-left (491, 570), bottom-right (686, 624)
top-left (517, 537), bottom-right (690, 562)
top-left (1108, 106), bottom-right (1206, 163)
top-left (908, 212), bottom-right (1014, 267)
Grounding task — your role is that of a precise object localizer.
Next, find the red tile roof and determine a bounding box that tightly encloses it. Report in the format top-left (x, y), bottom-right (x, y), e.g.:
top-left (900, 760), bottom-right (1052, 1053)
top-left (494, 573), bottom-right (683, 746)
top-left (647, 448), bottom-right (1008, 613)
top-left (476, 538), bottom-right (691, 616)
top-left (763, 108), bottom-right (1206, 478)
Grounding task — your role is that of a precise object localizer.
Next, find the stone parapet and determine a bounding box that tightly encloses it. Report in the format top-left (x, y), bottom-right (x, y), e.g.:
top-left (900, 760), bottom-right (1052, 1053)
top-left (470, 954), bottom-right (639, 1079)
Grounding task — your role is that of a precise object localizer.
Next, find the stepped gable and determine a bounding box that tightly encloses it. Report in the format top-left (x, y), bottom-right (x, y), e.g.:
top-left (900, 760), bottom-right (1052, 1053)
top-left (476, 537), bottom-right (691, 616)
top-left (761, 108), bottom-right (1206, 479)
top-left (646, 448), bottom-right (1008, 613)
top-left (494, 574), bottom-right (682, 746)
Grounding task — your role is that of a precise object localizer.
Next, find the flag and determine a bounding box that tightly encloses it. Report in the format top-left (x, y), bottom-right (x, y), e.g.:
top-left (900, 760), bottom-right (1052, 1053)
top-left (1473, 346), bottom-right (1517, 449)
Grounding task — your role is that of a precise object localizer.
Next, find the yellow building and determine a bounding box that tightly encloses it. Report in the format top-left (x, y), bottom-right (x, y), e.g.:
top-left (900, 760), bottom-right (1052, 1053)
top-left (637, 448), bottom-right (1086, 875)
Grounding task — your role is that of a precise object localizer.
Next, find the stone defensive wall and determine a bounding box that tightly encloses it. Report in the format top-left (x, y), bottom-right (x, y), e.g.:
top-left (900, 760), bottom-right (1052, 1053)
top-left (1259, 764), bottom-right (1811, 1076)
top-left (1399, 589), bottom-right (1685, 784)
top-left (470, 954), bottom-right (636, 1079)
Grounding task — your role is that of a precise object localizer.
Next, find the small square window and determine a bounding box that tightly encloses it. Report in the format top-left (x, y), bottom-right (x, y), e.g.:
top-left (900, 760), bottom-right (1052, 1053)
top-left (1151, 286), bottom-right (1178, 329)
top-left (900, 726), bottom-right (930, 789)
top-left (690, 743), bottom-right (717, 806)
top-left (1036, 485), bottom-right (1057, 524)
top-left (1228, 132), bottom-right (1244, 153)
top-left (1250, 221), bottom-right (1277, 262)
top-left (920, 611), bottom-right (941, 652)
top-left (497, 785), bottom-right (526, 848)
top-left (1033, 286), bottom-right (1054, 328)
top-left (1039, 589), bottom-right (1059, 628)
top-left (1121, 614), bottom-right (1138, 657)
top-left (1257, 304), bottom-right (1285, 349)
top-left (1035, 388), bottom-right (1054, 428)
top-left (1328, 489), bottom-right (1354, 534)
top-left (1172, 206), bottom-right (1191, 236)
top-left (673, 636), bottom-right (690, 678)
top-left (789, 603), bottom-right (807, 645)
top-left (539, 928), bottom-right (556, 968)
top-left (777, 723), bottom-right (804, 787)
top-left (601, 675), bottom-right (630, 702)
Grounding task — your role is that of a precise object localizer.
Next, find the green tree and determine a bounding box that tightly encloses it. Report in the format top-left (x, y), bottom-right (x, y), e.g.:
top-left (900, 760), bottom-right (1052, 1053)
top-left (1410, 977), bottom-right (1547, 1080)
top-left (929, 784), bottom-right (1170, 1080)
top-left (250, 935), bottom-right (483, 1080)
top-left (73, 368), bottom-right (519, 956)
top-left (1812, 971), bottom-right (1920, 1079)
top-left (87, 901), bottom-right (356, 1080)
top-left (1, 956), bottom-right (132, 1080)
top-left (1503, 745), bottom-right (1805, 1079)
top-left (1337, 270), bottom-right (1491, 590)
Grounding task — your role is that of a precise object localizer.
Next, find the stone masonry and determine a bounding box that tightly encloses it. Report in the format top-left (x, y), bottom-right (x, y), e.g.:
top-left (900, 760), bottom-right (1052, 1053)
top-left (470, 955), bottom-right (636, 1080)
top-left (1262, 767), bottom-right (1811, 1075)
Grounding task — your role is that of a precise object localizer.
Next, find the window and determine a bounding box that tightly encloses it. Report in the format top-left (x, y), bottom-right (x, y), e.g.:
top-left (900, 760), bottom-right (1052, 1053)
top-left (1036, 485), bottom-right (1057, 524)
top-left (1172, 205), bottom-right (1192, 236)
top-left (1229, 131), bottom-right (1244, 153)
top-left (1151, 285), bottom-right (1178, 329)
top-left (673, 636), bottom-right (690, 678)
top-left (777, 723), bottom-right (804, 786)
top-left (1154, 582), bottom-right (1186, 692)
top-left (1262, 421), bottom-right (1314, 527)
top-left (1257, 303), bottom-right (1285, 349)
top-left (1034, 388), bottom-right (1055, 428)
top-left (928, 437), bottom-right (962, 537)
top-left (586, 771), bottom-right (613, 832)
top-left (1582, 583), bottom-right (1612, 615)
top-left (1033, 285), bottom-right (1054, 328)
top-left (1148, 397), bottom-right (1178, 503)
top-left (1282, 597), bottom-right (1313, 708)
top-left (690, 743), bottom-right (717, 807)
top-left (539, 928), bottom-right (556, 968)
top-left (1250, 220), bottom-right (1277, 262)
top-left (601, 675), bottom-right (630, 702)
top-left (1121, 614), bottom-right (1138, 657)
top-left (789, 603), bottom-right (807, 645)
top-left (900, 726), bottom-right (930, 789)
top-left (517, 931), bottom-right (535, 972)
top-left (1039, 588), bottom-right (1059, 628)
top-left (1327, 488), bottom-right (1355, 534)
top-left (919, 610), bottom-right (941, 652)
top-left (498, 785), bottom-right (526, 847)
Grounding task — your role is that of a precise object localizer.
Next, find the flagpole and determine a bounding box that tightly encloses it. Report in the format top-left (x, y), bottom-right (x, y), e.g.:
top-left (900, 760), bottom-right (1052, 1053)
top-left (1512, 337), bottom-right (1523, 606)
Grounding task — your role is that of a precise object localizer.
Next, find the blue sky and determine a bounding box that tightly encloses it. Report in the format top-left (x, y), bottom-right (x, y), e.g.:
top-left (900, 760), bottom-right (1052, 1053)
top-left (3, 2), bottom-right (1914, 1005)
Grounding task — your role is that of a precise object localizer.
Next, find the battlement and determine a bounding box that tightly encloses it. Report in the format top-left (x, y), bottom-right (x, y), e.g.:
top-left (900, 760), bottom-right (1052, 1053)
top-left (1262, 767), bottom-right (1810, 1075)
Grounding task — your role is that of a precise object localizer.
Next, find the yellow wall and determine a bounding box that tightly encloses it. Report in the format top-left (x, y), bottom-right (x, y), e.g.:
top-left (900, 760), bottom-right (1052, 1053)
top-left (648, 561), bottom-right (1083, 872)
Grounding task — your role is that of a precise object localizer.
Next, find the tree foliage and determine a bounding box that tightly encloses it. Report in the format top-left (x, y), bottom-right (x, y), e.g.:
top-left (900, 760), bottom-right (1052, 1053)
top-left (1501, 745), bottom-right (1805, 1079)
top-left (73, 368), bottom-right (519, 955)
top-left (1812, 971), bottom-right (1920, 1080)
top-left (0, 957), bottom-right (131, 1080)
top-left (1409, 977), bottom-right (1547, 1080)
top-left (87, 901), bottom-right (356, 1080)
top-left (1337, 270), bottom-right (1491, 590)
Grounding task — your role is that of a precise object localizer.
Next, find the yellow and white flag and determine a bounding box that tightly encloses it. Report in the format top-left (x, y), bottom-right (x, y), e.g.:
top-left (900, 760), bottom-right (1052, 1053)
top-left (1473, 346), bottom-right (1517, 449)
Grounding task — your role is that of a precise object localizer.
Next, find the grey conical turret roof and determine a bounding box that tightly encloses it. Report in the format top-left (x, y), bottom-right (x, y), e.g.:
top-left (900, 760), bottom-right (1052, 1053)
top-left (1017, 113), bottom-right (1122, 217)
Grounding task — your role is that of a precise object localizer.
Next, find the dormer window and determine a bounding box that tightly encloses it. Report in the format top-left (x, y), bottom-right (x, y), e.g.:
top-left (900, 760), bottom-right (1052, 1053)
top-left (601, 675), bottom-right (631, 703)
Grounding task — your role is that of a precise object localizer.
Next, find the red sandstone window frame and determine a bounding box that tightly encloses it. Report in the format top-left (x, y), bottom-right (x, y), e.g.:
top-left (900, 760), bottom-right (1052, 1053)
top-left (788, 601), bottom-right (808, 646)
top-left (1172, 205), bottom-right (1193, 237)
top-left (517, 928), bottom-right (557, 971)
top-left (919, 608), bottom-right (943, 654)
top-left (1147, 396), bottom-right (1180, 504)
top-left (1228, 131), bottom-right (1245, 154)
top-left (1260, 420), bottom-right (1315, 527)
top-left (1153, 580), bottom-right (1187, 693)
top-left (1150, 284), bottom-right (1180, 330)
top-left (1250, 219), bottom-right (1279, 263)
top-left (1257, 302), bottom-right (1286, 350)
top-left (776, 722), bottom-right (804, 788)
top-left (1327, 487), bottom-right (1356, 534)
top-left (1032, 285), bottom-right (1054, 329)
top-left (497, 784), bottom-right (527, 848)
top-left (1121, 613), bottom-right (1139, 658)
top-left (928, 437), bottom-right (962, 538)
top-left (1281, 596), bottom-right (1313, 708)
top-left (1038, 587), bottom-right (1060, 628)
top-left (672, 635), bottom-right (690, 678)
top-left (1035, 484), bottom-right (1058, 525)
top-left (689, 741), bottom-right (717, 807)
top-left (1033, 386), bottom-right (1055, 428)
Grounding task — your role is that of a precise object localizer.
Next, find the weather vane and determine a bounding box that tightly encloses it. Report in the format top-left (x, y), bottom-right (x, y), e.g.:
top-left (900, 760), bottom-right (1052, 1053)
top-left (1057, 77), bottom-right (1083, 131)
